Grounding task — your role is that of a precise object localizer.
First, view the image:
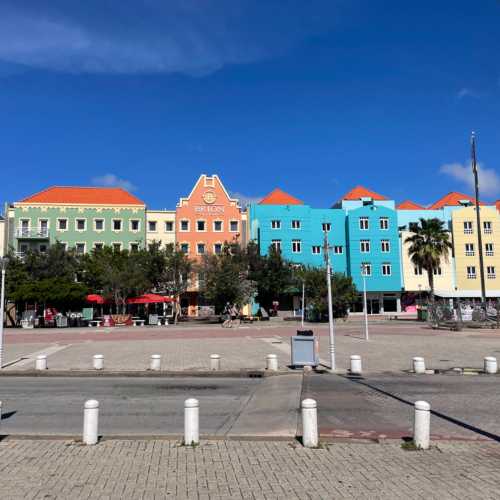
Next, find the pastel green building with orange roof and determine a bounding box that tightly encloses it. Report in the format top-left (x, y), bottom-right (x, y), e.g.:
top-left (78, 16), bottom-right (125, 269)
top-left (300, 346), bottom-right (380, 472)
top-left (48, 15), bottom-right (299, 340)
top-left (5, 186), bottom-right (146, 255)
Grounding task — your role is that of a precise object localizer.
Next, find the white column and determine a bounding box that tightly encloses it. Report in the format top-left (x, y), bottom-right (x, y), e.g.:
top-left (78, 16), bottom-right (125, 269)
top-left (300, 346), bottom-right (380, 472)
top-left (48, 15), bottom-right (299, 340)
top-left (414, 400), bottom-right (430, 450)
top-left (83, 400), bottom-right (99, 445)
top-left (266, 354), bottom-right (278, 371)
top-left (184, 398), bottom-right (199, 445)
top-left (350, 355), bottom-right (362, 375)
top-left (484, 356), bottom-right (497, 374)
top-left (150, 354), bottom-right (162, 371)
top-left (35, 355), bottom-right (47, 370)
top-left (301, 398), bottom-right (318, 448)
top-left (210, 354), bottom-right (220, 371)
top-left (412, 356), bottom-right (425, 374)
top-left (93, 354), bottom-right (104, 370)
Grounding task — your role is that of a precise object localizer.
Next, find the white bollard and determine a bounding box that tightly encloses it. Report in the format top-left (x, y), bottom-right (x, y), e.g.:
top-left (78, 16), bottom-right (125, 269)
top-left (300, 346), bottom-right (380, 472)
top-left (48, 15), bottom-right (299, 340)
top-left (83, 400), bottom-right (99, 445)
top-left (93, 354), bottom-right (104, 370)
top-left (301, 398), bottom-right (318, 448)
top-left (35, 355), bottom-right (47, 370)
top-left (210, 354), bottom-right (220, 371)
top-left (413, 400), bottom-right (430, 450)
top-left (184, 398), bottom-right (199, 445)
top-left (350, 355), bottom-right (362, 375)
top-left (150, 354), bottom-right (162, 371)
top-left (266, 354), bottom-right (278, 371)
top-left (484, 356), bottom-right (497, 374)
top-left (412, 356), bottom-right (426, 374)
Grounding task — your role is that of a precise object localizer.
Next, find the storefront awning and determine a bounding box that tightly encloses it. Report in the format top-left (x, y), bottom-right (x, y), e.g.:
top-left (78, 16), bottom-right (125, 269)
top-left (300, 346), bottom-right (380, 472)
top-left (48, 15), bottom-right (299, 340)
top-left (126, 294), bottom-right (175, 304)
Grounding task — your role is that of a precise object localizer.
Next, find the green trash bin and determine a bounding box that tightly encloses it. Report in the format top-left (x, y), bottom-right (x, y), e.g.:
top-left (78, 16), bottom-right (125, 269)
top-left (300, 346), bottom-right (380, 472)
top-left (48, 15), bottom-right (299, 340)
top-left (417, 307), bottom-right (428, 321)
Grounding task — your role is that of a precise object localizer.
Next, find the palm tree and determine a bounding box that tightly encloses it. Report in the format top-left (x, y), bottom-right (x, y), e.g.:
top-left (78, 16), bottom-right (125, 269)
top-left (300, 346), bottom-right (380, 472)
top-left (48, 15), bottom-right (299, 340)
top-left (405, 218), bottom-right (452, 301)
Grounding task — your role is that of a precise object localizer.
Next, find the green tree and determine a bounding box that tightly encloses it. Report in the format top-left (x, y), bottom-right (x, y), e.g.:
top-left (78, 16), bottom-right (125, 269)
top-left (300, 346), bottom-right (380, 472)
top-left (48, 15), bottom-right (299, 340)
top-left (199, 243), bottom-right (256, 314)
top-left (405, 218), bottom-right (452, 301)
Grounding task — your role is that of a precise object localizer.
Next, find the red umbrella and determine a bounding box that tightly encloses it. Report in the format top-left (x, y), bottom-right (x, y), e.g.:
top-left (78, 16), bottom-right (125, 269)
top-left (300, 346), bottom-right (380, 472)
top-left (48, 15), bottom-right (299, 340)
top-left (126, 294), bottom-right (174, 304)
top-left (86, 294), bottom-right (107, 304)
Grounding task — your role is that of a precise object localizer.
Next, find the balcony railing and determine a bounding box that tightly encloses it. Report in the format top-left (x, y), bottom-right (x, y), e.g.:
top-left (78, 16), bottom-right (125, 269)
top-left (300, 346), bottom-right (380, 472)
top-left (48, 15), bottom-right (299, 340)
top-left (16, 228), bottom-right (49, 239)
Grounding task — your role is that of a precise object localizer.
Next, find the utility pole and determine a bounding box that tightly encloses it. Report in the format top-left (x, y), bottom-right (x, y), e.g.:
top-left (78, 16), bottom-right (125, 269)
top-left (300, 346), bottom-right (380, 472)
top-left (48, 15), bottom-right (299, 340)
top-left (471, 132), bottom-right (486, 307)
top-left (301, 280), bottom-right (305, 327)
top-left (323, 231), bottom-right (335, 371)
top-left (0, 258), bottom-right (6, 369)
top-left (361, 264), bottom-right (369, 341)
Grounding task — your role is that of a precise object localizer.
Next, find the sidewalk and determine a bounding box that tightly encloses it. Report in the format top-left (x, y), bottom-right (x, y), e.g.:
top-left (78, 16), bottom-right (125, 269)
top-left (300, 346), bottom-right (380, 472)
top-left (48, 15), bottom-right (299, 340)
top-left (1, 438), bottom-right (499, 499)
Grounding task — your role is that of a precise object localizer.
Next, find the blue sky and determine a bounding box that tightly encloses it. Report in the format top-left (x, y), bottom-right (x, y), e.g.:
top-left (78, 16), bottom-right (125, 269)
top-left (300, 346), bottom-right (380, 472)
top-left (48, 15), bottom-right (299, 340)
top-left (0, 0), bottom-right (499, 210)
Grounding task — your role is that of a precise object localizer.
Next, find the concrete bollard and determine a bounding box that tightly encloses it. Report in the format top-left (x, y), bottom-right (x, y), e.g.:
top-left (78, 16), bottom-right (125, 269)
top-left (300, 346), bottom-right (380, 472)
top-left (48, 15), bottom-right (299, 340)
top-left (266, 354), bottom-right (278, 371)
top-left (484, 356), bottom-right (498, 374)
top-left (210, 354), bottom-right (220, 371)
top-left (413, 400), bottom-right (430, 450)
top-left (150, 354), bottom-right (162, 371)
top-left (350, 355), bottom-right (362, 375)
top-left (35, 355), bottom-right (47, 370)
top-left (93, 354), bottom-right (104, 370)
top-left (184, 398), bottom-right (199, 445)
top-left (83, 400), bottom-right (99, 445)
top-left (412, 357), bottom-right (426, 374)
top-left (301, 398), bottom-right (318, 448)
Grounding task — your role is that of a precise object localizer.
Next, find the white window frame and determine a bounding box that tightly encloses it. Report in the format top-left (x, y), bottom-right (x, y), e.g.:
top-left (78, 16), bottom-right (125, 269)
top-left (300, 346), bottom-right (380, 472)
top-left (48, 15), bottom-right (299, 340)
top-left (75, 218), bottom-right (87, 232)
top-left (196, 242), bottom-right (206, 255)
top-left (291, 220), bottom-right (301, 230)
top-left (196, 220), bottom-right (207, 232)
top-left (129, 219), bottom-right (140, 233)
top-left (38, 218), bottom-right (49, 232)
top-left (271, 240), bottom-right (281, 252)
top-left (229, 220), bottom-right (239, 233)
top-left (322, 223), bottom-right (331, 232)
top-left (59, 242), bottom-right (68, 252)
top-left (180, 242), bottom-right (189, 254)
top-left (483, 221), bottom-right (492, 234)
top-left (311, 245), bottom-right (321, 255)
top-left (433, 267), bottom-right (442, 276)
top-left (465, 243), bottom-right (475, 256)
top-left (129, 242), bottom-right (140, 252)
top-left (148, 220), bottom-right (157, 232)
top-left (359, 217), bottom-right (369, 230)
top-left (213, 220), bottom-right (223, 232)
top-left (381, 240), bottom-right (390, 253)
top-left (360, 239), bottom-right (370, 253)
top-left (112, 219), bottom-right (123, 232)
top-left (379, 217), bottom-right (389, 230)
top-left (361, 263), bottom-right (372, 276)
top-left (93, 242), bottom-right (104, 251)
top-left (93, 218), bottom-right (105, 232)
top-left (112, 242), bottom-right (123, 252)
top-left (464, 221), bottom-right (473, 234)
top-left (381, 263), bottom-right (392, 276)
top-left (334, 245), bottom-right (343, 254)
top-left (38, 243), bottom-right (48, 253)
top-left (271, 220), bottom-right (281, 230)
top-left (487, 266), bottom-right (496, 279)
top-left (180, 220), bottom-right (190, 232)
top-left (57, 218), bottom-right (68, 232)
top-left (466, 266), bottom-right (476, 279)
top-left (414, 266), bottom-right (423, 276)
top-left (164, 221), bottom-right (174, 233)
top-left (75, 242), bottom-right (86, 254)
top-left (485, 243), bottom-right (494, 256)
top-left (292, 239), bottom-right (302, 253)
top-left (214, 243), bottom-right (223, 255)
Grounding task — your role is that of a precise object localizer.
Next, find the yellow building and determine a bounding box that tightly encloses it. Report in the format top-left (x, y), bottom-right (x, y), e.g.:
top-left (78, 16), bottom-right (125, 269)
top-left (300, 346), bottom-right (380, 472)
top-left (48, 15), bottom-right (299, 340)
top-left (452, 206), bottom-right (500, 293)
top-left (400, 230), bottom-right (454, 294)
top-left (146, 210), bottom-right (176, 248)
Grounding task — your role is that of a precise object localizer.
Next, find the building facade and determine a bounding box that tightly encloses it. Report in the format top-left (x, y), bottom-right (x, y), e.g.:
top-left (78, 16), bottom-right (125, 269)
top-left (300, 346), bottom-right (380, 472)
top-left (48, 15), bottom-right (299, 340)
top-left (175, 174), bottom-right (245, 315)
top-left (7, 187), bottom-right (146, 254)
top-left (146, 210), bottom-right (176, 248)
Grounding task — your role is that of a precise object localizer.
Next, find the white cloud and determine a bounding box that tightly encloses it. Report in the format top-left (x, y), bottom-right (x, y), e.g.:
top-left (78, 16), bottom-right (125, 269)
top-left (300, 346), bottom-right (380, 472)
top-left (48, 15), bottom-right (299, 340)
top-left (439, 161), bottom-right (500, 198)
top-left (92, 174), bottom-right (136, 192)
top-left (0, 1), bottom-right (334, 76)
top-left (456, 88), bottom-right (479, 99)
top-left (230, 191), bottom-right (262, 208)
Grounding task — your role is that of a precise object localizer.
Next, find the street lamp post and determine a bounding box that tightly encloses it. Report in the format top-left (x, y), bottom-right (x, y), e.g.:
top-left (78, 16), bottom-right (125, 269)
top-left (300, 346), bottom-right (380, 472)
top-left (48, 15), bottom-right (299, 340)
top-left (323, 231), bottom-right (335, 371)
top-left (471, 132), bottom-right (486, 307)
top-left (301, 280), bottom-right (305, 328)
top-left (361, 264), bottom-right (369, 341)
top-left (0, 258), bottom-right (7, 370)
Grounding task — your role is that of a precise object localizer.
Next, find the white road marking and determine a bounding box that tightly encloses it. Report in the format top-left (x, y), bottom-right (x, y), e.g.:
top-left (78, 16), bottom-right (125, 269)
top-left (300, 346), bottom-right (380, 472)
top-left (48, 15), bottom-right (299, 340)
top-left (10, 344), bottom-right (71, 367)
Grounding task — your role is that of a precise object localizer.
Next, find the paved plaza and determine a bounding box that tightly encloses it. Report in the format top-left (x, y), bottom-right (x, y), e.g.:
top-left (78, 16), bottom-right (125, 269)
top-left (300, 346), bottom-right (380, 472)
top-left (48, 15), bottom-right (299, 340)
top-left (1, 438), bottom-right (500, 499)
top-left (2, 320), bottom-right (500, 373)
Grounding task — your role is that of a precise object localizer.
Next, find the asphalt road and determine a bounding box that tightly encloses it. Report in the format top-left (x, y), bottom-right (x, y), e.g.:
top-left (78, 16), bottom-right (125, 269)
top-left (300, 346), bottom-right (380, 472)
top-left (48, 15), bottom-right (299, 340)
top-left (0, 375), bottom-right (303, 437)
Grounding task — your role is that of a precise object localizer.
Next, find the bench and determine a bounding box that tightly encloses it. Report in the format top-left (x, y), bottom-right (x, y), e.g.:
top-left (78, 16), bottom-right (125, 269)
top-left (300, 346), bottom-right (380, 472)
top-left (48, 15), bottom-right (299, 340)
top-left (133, 319), bottom-right (146, 327)
top-left (88, 320), bottom-right (102, 327)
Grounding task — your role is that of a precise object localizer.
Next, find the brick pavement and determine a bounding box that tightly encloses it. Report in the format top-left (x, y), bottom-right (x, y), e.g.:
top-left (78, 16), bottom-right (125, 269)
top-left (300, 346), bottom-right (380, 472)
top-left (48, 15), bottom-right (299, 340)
top-left (1, 438), bottom-right (500, 499)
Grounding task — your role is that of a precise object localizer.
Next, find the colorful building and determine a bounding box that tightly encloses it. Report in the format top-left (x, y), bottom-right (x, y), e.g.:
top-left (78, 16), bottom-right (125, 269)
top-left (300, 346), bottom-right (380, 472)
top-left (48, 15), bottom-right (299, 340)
top-left (175, 174), bottom-right (245, 315)
top-left (6, 186), bottom-right (146, 254)
top-left (146, 210), bottom-right (176, 248)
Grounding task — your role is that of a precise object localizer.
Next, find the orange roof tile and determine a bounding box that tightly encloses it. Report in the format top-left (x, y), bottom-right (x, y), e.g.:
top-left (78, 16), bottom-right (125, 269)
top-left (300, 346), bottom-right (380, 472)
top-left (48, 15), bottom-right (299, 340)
top-left (341, 185), bottom-right (388, 201)
top-left (19, 186), bottom-right (144, 206)
top-left (429, 192), bottom-right (482, 209)
top-left (397, 200), bottom-right (426, 210)
top-left (259, 188), bottom-right (303, 205)
top-left (496, 200), bottom-right (500, 213)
